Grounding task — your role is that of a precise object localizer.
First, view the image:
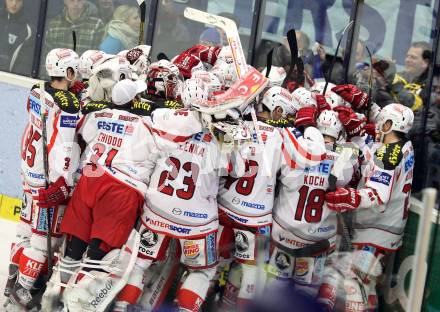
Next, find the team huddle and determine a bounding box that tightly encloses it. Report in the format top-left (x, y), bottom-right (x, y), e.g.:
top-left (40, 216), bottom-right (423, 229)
top-left (4, 33), bottom-right (415, 312)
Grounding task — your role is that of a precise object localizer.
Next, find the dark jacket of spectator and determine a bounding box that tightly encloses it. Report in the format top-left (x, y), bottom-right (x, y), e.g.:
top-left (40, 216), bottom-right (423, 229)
top-left (44, 1), bottom-right (105, 56)
top-left (0, 5), bottom-right (33, 74)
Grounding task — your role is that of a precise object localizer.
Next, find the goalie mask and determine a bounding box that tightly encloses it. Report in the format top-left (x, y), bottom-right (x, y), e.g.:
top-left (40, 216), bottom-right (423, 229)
top-left (181, 78), bottom-right (209, 108)
top-left (146, 60), bottom-right (182, 99)
top-left (317, 110), bottom-right (344, 143)
top-left (88, 55), bottom-right (132, 101)
top-left (46, 48), bottom-right (79, 80)
top-left (126, 45), bottom-right (151, 80)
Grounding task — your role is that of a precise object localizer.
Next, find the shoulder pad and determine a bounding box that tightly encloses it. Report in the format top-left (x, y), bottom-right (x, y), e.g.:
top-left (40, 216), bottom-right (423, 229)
top-left (374, 141), bottom-right (404, 170)
top-left (49, 89), bottom-right (81, 114)
top-left (81, 100), bottom-right (112, 115)
top-left (129, 99), bottom-right (154, 116)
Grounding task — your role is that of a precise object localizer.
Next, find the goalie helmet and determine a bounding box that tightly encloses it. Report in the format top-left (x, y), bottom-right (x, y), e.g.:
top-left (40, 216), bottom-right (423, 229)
top-left (260, 86), bottom-right (296, 117)
top-left (261, 66), bottom-right (286, 87)
top-left (191, 70), bottom-right (222, 97)
top-left (126, 45), bottom-right (151, 79)
top-left (211, 60), bottom-right (237, 88)
top-left (292, 87), bottom-right (317, 108)
top-left (79, 50), bottom-right (108, 80)
top-left (45, 48), bottom-right (79, 79)
top-left (88, 55), bottom-right (132, 101)
top-left (317, 110), bottom-right (344, 141)
top-left (146, 60), bottom-right (182, 99)
top-left (376, 103), bottom-right (414, 135)
top-left (181, 78), bottom-right (209, 108)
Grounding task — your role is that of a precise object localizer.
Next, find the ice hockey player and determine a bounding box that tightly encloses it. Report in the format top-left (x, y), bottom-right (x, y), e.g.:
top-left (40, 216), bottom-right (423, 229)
top-left (41, 78), bottom-right (158, 312)
top-left (267, 104), bottom-right (356, 298)
top-left (5, 48), bottom-right (81, 311)
top-left (321, 103), bottom-right (415, 311)
top-left (216, 85), bottom-right (298, 309)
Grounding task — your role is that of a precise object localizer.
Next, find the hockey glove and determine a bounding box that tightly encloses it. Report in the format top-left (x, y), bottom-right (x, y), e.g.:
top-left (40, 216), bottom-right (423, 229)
top-left (331, 84), bottom-right (369, 110)
top-left (37, 176), bottom-right (70, 208)
top-left (69, 80), bottom-right (86, 96)
top-left (334, 106), bottom-right (366, 137)
top-left (325, 187), bottom-right (361, 212)
top-left (364, 123), bottom-right (377, 137)
top-left (294, 106), bottom-right (318, 128)
top-left (315, 94), bottom-right (331, 113)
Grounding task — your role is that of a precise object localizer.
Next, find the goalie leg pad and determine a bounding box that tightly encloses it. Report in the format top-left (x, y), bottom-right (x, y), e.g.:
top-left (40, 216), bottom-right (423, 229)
top-left (177, 266), bottom-right (217, 312)
top-left (62, 229), bottom-right (140, 312)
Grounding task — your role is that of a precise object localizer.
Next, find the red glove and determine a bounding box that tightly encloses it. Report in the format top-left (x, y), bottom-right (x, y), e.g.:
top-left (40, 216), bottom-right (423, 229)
top-left (172, 44), bottom-right (221, 78)
top-left (36, 177), bottom-right (70, 208)
top-left (334, 106), bottom-right (366, 137)
top-left (192, 44), bottom-right (221, 65)
top-left (69, 80), bottom-right (86, 95)
top-left (364, 123), bottom-right (376, 137)
top-left (314, 94), bottom-right (331, 113)
top-left (172, 53), bottom-right (201, 78)
top-left (295, 106), bottom-right (318, 128)
top-left (331, 84), bottom-right (369, 110)
top-left (325, 187), bottom-right (361, 212)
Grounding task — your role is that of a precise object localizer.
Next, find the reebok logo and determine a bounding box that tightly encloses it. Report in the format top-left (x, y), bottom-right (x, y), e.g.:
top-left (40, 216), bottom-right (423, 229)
top-left (91, 279), bottom-right (113, 308)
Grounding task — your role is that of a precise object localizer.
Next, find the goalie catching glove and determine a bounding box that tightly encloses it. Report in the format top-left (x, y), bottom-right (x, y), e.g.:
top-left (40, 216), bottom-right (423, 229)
top-left (331, 84), bottom-right (369, 110)
top-left (325, 187), bottom-right (361, 212)
top-left (36, 176), bottom-right (70, 207)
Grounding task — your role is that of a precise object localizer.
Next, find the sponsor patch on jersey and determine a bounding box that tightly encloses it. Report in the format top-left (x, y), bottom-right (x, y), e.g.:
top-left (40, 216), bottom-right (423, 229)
top-left (97, 121), bottom-right (125, 134)
top-left (370, 171), bottom-right (392, 186)
top-left (183, 240), bottom-right (200, 259)
top-left (29, 96), bottom-right (41, 115)
top-left (148, 219), bottom-right (191, 234)
top-left (304, 159), bottom-right (332, 175)
top-left (404, 155), bottom-right (414, 172)
top-left (206, 233), bottom-right (216, 265)
top-left (27, 171), bottom-right (45, 180)
top-left (226, 212), bottom-right (248, 224)
top-left (240, 201), bottom-right (265, 210)
top-left (290, 128), bottom-right (303, 139)
top-left (295, 258), bottom-right (309, 277)
top-left (140, 228), bottom-right (158, 248)
top-left (275, 251), bottom-right (290, 270)
top-left (235, 231), bottom-right (249, 253)
top-left (60, 115), bottom-right (78, 128)
top-left (183, 211), bottom-right (208, 219)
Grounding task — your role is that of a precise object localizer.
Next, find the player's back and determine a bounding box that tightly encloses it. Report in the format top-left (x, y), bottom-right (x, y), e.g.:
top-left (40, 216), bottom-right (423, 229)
top-left (218, 120), bottom-right (283, 227)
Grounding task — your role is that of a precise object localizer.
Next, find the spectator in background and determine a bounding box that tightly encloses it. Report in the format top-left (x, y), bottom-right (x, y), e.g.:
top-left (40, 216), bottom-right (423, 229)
top-left (100, 5), bottom-right (140, 54)
top-left (391, 41), bottom-right (431, 111)
top-left (96, 0), bottom-right (115, 24)
top-left (44, 0), bottom-right (105, 57)
top-left (199, 27), bottom-right (224, 47)
top-left (0, 0), bottom-right (34, 75)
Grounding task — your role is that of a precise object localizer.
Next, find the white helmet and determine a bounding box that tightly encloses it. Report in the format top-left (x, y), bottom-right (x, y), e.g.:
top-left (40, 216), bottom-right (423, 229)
top-left (191, 70), bottom-right (222, 97)
top-left (261, 66), bottom-right (286, 87)
top-left (261, 86), bottom-right (296, 117)
top-left (126, 45), bottom-right (152, 79)
top-left (45, 48), bottom-right (79, 79)
top-left (317, 110), bottom-right (344, 140)
top-left (309, 81), bottom-right (336, 94)
top-left (310, 81), bottom-right (345, 108)
top-left (181, 78), bottom-right (209, 108)
top-left (88, 55), bottom-right (131, 101)
top-left (79, 50), bottom-right (108, 80)
top-left (292, 87), bottom-right (317, 108)
top-left (376, 103), bottom-right (414, 135)
top-left (211, 60), bottom-right (237, 88)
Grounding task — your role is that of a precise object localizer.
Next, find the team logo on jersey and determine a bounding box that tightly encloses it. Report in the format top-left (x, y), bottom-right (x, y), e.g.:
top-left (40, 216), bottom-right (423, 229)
top-left (60, 115), bottom-right (79, 128)
top-left (183, 240), bottom-right (200, 259)
top-left (235, 231), bottom-right (249, 253)
top-left (275, 251), bottom-right (290, 270)
top-left (172, 208), bottom-right (182, 215)
top-left (140, 228), bottom-right (158, 248)
top-left (370, 171), bottom-right (392, 186)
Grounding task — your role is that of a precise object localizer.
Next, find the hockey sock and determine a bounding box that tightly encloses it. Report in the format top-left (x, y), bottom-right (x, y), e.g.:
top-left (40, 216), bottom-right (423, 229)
top-left (177, 267), bottom-right (216, 312)
top-left (65, 235), bottom-right (88, 261)
top-left (220, 262), bottom-right (242, 310)
top-left (237, 263), bottom-right (258, 310)
top-left (17, 247), bottom-right (47, 290)
top-left (114, 258), bottom-right (153, 311)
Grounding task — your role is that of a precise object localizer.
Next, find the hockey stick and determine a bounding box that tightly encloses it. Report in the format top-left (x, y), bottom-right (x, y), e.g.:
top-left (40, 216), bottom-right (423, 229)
top-left (40, 80), bottom-right (53, 278)
top-left (265, 47), bottom-right (275, 78)
top-left (282, 29), bottom-right (303, 88)
top-left (137, 0), bottom-right (146, 45)
top-left (322, 21), bottom-right (354, 95)
top-left (365, 46), bottom-right (373, 117)
top-left (72, 30), bottom-right (77, 52)
top-left (328, 147), bottom-right (354, 251)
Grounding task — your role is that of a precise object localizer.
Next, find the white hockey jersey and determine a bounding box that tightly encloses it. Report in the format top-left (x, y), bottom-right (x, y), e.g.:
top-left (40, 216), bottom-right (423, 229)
top-left (77, 104), bottom-right (158, 195)
top-left (273, 142), bottom-right (356, 249)
top-left (352, 140), bottom-right (414, 251)
top-left (21, 83), bottom-right (81, 189)
top-left (217, 120), bottom-right (284, 227)
top-left (142, 108), bottom-right (246, 238)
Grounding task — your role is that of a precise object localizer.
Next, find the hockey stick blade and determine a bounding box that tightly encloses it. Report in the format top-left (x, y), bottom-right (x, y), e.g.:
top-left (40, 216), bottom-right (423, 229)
top-left (157, 52), bottom-right (170, 61)
top-left (283, 29), bottom-right (299, 87)
top-left (184, 7), bottom-right (248, 78)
